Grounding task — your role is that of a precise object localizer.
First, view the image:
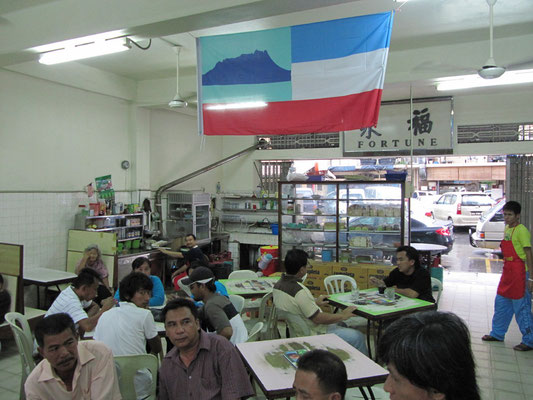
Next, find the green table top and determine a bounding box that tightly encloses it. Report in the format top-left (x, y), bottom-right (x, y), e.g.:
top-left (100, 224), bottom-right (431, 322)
top-left (219, 276), bottom-right (280, 296)
top-left (328, 288), bottom-right (435, 318)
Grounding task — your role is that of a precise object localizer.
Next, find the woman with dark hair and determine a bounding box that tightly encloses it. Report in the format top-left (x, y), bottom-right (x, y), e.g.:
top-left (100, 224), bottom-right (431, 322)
top-left (377, 311), bottom-right (480, 400)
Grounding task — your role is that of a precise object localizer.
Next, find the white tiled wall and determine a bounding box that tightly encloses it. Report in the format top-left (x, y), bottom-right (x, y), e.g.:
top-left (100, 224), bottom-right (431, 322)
top-left (0, 191), bottom-right (135, 272)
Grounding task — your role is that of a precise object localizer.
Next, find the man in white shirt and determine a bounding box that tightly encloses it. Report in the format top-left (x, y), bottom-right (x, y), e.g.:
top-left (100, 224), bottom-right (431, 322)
top-left (46, 268), bottom-right (115, 335)
top-left (94, 272), bottom-right (162, 399)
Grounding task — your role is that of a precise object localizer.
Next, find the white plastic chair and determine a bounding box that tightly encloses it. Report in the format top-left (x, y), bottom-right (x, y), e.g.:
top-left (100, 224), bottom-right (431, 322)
top-left (114, 354), bottom-right (158, 400)
top-left (324, 275), bottom-right (358, 295)
top-left (431, 277), bottom-right (443, 306)
top-left (229, 294), bottom-right (245, 313)
top-left (228, 270), bottom-right (257, 280)
top-left (246, 322), bottom-right (264, 342)
top-left (5, 312), bottom-right (36, 400)
top-left (177, 277), bottom-right (192, 297)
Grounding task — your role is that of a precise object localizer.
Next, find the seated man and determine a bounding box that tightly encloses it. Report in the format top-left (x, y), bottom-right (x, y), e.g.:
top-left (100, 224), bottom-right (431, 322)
top-left (160, 233), bottom-right (210, 282)
top-left (378, 311), bottom-right (480, 400)
top-left (46, 268), bottom-right (115, 335)
top-left (173, 260), bottom-right (228, 303)
top-left (25, 313), bottom-right (121, 399)
top-left (370, 245), bottom-right (435, 303)
top-left (293, 349), bottom-right (347, 400)
top-left (114, 257), bottom-right (165, 306)
top-left (95, 272), bottom-right (162, 399)
top-left (184, 266), bottom-right (247, 344)
top-left (159, 298), bottom-right (254, 400)
top-left (273, 249), bottom-right (367, 355)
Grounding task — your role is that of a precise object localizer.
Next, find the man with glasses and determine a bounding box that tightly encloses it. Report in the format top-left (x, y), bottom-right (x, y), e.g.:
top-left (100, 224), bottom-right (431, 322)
top-left (273, 249), bottom-right (367, 355)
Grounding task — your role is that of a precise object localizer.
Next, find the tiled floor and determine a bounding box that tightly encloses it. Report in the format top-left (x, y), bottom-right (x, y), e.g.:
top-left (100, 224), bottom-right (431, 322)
top-left (1, 271), bottom-right (533, 399)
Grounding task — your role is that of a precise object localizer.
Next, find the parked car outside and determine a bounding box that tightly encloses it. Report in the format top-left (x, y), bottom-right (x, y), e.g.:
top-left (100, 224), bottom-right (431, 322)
top-left (411, 191), bottom-right (437, 217)
top-left (327, 214), bottom-right (454, 254)
top-left (432, 192), bottom-right (495, 227)
top-left (469, 199), bottom-right (505, 249)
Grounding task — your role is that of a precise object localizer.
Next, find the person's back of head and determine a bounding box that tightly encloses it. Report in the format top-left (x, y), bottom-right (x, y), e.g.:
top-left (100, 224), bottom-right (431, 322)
top-left (35, 313), bottom-right (77, 348)
top-left (503, 200), bottom-right (521, 215)
top-left (72, 268), bottom-right (101, 289)
top-left (378, 311), bottom-right (480, 400)
top-left (295, 349), bottom-right (347, 399)
top-left (119, 272), bottom-right (153, 302)
top-left (284, 249), bottom-right (308, 275)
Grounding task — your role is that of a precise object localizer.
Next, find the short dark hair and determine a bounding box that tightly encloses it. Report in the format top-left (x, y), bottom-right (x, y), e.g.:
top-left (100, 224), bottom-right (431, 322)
top-left (284, 249), bottom-right (308, 275)
top-left (378, 311), bottom-right (480, 400)
top-left (204, 280), bottom-right (217, 292)
top-left (162, 298), bottom-right (199, 321)
top-left (503, 200), bottom-right (521, 215)
top-left (72, 268), bottom-right (101, 289)
top-left (119, 272), bottom-right (153, 302)
top-left (35, 313), bottom-right (77, 348)
top-left (186, 233), bottom-right (196, 240)
top-left (297, 349), bottom-right (347, 399)
top-left (396, 245), bottom-right (421, 269)
top-left (132, 257), bottom-right (151, 271)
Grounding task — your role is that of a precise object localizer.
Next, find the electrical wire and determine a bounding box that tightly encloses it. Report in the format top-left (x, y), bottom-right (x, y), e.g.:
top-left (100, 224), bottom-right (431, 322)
top-left (129, 38), bottom-right (152, 50)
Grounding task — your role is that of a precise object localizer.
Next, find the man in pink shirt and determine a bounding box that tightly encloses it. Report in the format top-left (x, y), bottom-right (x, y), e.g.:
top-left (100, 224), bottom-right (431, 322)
top-left (25, 313), bottom-right (121, 400)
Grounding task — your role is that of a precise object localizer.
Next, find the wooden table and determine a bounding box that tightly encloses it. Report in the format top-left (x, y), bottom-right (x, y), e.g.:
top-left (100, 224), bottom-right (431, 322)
top-left (327, 289), bottom-right (436, 360)
top-left (236, 333), bottom-right (388, 399)
top-left (219, 276), bottom-right (280, 298)
top-left (23, 267), bottom-right (78, 309)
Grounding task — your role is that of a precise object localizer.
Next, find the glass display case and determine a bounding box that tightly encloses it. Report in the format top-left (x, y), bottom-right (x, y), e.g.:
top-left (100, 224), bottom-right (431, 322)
top-left (166, 192), bottom-right (211, 244)
top-left (278, 181), bottom-right (405, 262)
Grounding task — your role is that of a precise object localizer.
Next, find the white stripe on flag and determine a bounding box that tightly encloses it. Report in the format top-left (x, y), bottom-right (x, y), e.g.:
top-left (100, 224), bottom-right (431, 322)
top-left (291, 48), bottom-right (388, 100)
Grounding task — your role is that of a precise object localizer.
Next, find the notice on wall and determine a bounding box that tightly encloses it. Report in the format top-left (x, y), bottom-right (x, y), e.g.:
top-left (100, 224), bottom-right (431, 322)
top-left (342, 98), bottom-right (453, 156)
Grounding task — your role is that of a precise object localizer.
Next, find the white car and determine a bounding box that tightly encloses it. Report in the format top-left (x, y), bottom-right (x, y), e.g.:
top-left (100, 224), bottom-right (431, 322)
top-left (432, 192), bottom-right (495, 227)
top-left (469, 199), bottom-right (505, 249)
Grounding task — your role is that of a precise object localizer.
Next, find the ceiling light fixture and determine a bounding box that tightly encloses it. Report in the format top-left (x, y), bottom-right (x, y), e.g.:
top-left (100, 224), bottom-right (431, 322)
top-left (205, 101), bottom-right (268, 110)
top-left (436, 69), bottom-right (533, 91)
top-left (39, 37), bottom-right (131, 65)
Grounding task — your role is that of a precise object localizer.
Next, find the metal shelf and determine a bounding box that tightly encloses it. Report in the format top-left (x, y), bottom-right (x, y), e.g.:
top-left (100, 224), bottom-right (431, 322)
top-left (85, 213), bottom-right (143, 220)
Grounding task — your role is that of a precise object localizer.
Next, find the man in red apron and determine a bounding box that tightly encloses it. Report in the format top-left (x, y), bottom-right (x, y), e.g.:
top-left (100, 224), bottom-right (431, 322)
top-left (482, 201), bottom-right (533, 351)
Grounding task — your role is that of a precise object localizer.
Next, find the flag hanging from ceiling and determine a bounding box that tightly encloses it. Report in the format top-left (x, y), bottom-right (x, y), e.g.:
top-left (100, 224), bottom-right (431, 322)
top-left (197, 11), bottom-right (394, 136)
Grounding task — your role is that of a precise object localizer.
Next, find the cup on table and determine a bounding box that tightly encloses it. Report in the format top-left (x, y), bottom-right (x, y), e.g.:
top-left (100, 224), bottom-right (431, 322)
top-left (350, 288), bottom-right (360, 302)
top-left (385, 287), bottom-right (395, 300)
top-left (378, 286), bottom-right (385, 295)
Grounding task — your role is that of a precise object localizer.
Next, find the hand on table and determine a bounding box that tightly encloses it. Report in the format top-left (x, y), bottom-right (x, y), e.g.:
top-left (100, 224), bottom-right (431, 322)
top-left (101, 296), bottom-right (116, 312)
top-left (316, 295), bottom-right (329, 308)
top-left (340, 306), bottom-right (357, 320)
top-left (369, 277), bottom-right (385, 287)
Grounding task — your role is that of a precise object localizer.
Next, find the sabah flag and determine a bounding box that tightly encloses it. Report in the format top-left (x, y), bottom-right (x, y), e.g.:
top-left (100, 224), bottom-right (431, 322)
top-left (197, 11), bottom-right (394, 136)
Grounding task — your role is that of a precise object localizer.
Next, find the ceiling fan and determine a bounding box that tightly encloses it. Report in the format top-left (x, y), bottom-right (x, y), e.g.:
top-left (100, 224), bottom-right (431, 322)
top-left (168, 46), bottom-right (197, 109)
top-left (477, 0), bottom-right (505, 79)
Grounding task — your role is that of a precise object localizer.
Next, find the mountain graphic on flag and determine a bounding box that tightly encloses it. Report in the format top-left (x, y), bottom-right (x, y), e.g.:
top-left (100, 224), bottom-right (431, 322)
top-left (202, 50), bottom-right (291, 85)
top-left (197, 11), bottom-right (394, 135)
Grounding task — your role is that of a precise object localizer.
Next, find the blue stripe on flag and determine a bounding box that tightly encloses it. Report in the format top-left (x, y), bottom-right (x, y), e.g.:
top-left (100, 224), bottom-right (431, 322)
top-left (291, 12), bottom-right (393, 63)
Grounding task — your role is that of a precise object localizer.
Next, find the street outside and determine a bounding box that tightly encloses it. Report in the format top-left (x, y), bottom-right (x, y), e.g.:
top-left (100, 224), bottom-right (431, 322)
top-left (441, 227), bottom-right (503, 274)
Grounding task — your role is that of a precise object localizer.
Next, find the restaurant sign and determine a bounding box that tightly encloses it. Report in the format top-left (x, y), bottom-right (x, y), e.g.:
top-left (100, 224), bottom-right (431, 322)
top-left (342, 97), bottom-right (453, 156)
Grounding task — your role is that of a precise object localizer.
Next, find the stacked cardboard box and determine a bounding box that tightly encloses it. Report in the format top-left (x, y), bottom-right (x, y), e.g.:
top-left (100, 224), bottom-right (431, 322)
top-left (303, 262), bottom-right (396, 294)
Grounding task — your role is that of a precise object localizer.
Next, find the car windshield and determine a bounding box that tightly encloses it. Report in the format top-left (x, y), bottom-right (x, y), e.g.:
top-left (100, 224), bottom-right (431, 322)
top-left (480, 199), bottom-right (505, 221)
top-left (461, 195), bottom-right (494, 206)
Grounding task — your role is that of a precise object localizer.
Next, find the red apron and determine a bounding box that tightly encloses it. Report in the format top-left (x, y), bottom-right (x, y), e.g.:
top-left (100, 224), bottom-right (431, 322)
top-left (497, 227), bottom-right (526, 299)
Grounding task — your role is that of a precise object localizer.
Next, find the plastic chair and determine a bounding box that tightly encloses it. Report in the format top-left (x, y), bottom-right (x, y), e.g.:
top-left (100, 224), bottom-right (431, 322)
top-left (246, 322), bottom-right (264, 342)
top-left (229, 294), bottom-right (245, 313)
top-left (277, 310), bottom-right (312, 338)
top-left (5, 312), bottom-right (36, 400)
top-left (324, 275), bottom-right (358, 295)
top-left (431, 277), bottom-right (443, 306)
top-left (177, 277), bottom-right (192, 297)
top-left (114, 354), bottom-right (159, 400)
top-left (228, 270), bottom-right (257, 280)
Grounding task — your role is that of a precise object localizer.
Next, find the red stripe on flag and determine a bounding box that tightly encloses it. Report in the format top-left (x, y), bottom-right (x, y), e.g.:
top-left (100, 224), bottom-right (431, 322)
top-left (202, 89), bottom-right (383, 136)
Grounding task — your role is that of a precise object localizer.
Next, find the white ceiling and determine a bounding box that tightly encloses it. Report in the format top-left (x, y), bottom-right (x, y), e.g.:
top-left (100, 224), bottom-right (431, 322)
top-left (1, 0), bottom-right (533, 110)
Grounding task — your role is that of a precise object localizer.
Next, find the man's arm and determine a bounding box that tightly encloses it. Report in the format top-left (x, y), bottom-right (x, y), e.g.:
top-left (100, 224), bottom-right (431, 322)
top-left (525, 247), bottom-right (533, 292)
top-left (218, 326), bottom-right (233, 340)
top-left (88, 344), bottom-right (122, 400)
top-left (78, 297), bottom-right (115, 332)
top-left (394, 287), bottom-right (419, 298)
top-left (147, 335), bottom-right (163, 356)
top-left (311, 306), bottom-right (357, 325)
top-left (159, 248), bottom-right (183, 258)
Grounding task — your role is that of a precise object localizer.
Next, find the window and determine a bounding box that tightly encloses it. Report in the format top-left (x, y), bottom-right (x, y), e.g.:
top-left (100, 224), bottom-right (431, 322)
top-left (259, 161), bottom-right (292, 193)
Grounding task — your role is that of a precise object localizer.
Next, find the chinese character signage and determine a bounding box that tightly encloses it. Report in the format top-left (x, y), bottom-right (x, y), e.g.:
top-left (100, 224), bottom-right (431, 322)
top-left (343, 98), bottom-right (453, 156)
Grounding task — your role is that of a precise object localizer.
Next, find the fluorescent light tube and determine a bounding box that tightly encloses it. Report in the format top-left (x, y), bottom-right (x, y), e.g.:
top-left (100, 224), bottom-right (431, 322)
top-left (39, 38), bottom-right (131, 65)
top-left (205, 101), bottom-right (268, 110)
top-left (436, 69), bottom-right (533, 91)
